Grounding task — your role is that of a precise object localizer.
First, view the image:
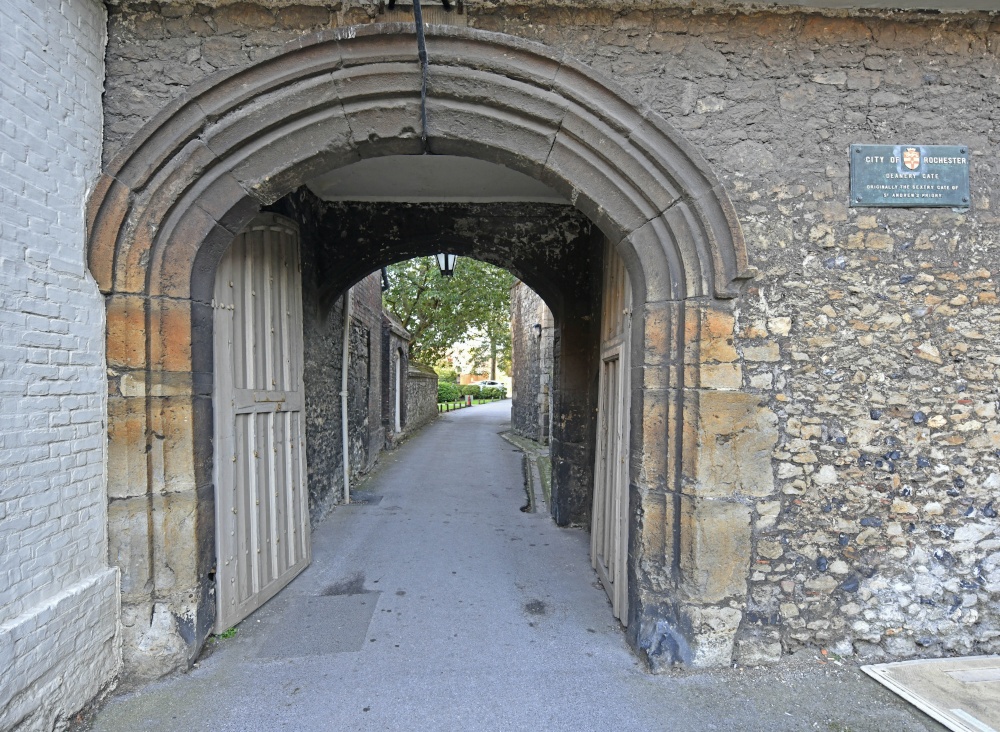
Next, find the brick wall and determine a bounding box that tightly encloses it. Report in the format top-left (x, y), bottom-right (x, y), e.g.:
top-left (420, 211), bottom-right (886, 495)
top-left (0, 0), bottom-right (120, 728)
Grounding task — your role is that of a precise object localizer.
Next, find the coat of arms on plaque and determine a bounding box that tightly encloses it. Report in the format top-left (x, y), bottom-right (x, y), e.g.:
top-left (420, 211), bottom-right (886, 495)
top-left (902, 147), bottom-right (921, 170)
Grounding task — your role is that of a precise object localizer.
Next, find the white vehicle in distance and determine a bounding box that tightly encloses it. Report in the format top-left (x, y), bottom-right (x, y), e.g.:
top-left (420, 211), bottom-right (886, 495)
top-left (470, 380), bottom-right (506, 394)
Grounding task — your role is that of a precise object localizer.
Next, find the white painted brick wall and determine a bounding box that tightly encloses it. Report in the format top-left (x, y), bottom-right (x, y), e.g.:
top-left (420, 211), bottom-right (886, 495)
top-left (0, 0), bottom-right (120, 729)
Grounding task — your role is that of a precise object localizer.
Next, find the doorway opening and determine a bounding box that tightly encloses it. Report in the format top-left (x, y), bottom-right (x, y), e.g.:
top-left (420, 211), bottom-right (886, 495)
top-left (211, 188), bottom-right (613, 633)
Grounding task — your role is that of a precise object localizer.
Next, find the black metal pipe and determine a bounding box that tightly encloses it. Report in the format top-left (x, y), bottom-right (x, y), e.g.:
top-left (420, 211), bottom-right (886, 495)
top-left (412, 0), bottom-right (430, 152)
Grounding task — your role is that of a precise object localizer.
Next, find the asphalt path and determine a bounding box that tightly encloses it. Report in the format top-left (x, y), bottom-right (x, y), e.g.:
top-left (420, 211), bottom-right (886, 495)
top-left (87, 400), bottom-right (943, 731)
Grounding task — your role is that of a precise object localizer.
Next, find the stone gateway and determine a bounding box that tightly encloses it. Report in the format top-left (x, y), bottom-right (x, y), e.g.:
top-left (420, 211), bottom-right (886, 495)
top-left (1, 0), bottom-right (998, 728)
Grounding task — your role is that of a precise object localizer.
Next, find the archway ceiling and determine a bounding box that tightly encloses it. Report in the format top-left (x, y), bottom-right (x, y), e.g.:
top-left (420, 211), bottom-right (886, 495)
top-left (271, 195), bottom-right (597, 319)
top-left (306, 155), bottom-right (569, 204)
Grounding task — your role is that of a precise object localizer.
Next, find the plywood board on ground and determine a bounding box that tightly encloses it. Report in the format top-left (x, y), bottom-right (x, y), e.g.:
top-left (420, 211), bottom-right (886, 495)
top-left (863, 656), bottom-right (1000, 732)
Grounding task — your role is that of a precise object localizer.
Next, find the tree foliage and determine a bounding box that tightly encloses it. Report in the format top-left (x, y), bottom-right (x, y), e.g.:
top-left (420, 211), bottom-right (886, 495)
top-left (382, 257), bottom-right (514, 370)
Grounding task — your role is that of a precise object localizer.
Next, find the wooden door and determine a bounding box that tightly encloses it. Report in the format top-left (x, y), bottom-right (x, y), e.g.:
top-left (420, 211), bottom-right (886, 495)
top-left (591, 241), bottom-right (631, 624)
top-left (213, 213), bottom-right (311, 632)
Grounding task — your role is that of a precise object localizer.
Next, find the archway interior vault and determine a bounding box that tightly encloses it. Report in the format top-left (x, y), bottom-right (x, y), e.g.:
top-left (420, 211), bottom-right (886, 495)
top-left (87, 23), bottom-right (754, 678)
top-left (306, 154), bottom-right (569, 204)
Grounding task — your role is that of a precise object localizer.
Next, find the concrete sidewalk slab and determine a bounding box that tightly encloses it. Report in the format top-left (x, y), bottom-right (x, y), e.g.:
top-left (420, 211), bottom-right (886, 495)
top-left (82, 401), bottom-right (945, 732)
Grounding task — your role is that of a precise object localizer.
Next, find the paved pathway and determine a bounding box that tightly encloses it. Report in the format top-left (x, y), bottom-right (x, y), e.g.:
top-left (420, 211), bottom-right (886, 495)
top-left (88, 401), bottom-right (943, 731)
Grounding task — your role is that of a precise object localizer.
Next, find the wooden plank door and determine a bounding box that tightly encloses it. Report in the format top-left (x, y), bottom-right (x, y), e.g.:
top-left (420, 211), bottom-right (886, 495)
top-left (213, 213), bottom-right (311, 632)
top-left (592, 241), bottom-right (631, 624)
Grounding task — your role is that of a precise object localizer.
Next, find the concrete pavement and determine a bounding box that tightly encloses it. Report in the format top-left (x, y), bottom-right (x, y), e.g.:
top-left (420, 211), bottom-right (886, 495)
top-left (84, 401), bottom-right (943, 731)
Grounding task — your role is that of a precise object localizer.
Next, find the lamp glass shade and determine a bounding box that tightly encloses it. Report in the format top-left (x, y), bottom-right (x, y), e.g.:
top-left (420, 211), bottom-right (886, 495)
top-left (435, 252), bottom-right (457, 276)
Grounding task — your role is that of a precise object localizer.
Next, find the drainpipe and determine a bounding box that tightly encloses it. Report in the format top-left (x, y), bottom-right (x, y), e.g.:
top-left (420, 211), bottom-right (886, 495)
top-left (341, 288), bottom-right (352, 504)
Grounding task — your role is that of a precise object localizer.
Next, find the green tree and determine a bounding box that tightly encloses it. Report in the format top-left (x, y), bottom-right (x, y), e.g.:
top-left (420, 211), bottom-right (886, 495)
top-left (383, 257), bottom-right (514, 370)
top-left (466, 306), bottom-right (512, 380)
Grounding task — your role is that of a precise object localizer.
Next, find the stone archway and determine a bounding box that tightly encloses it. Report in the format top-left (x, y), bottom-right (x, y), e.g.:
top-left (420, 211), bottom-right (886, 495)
top-left (88, 23), bottom-right (761, 677)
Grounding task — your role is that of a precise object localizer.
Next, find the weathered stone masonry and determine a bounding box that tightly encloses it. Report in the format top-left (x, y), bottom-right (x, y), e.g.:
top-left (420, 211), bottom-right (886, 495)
top-left (0, 1), bottom-right (120, 729)
top-left (405, 363), bottom-right (439, 436)
top-left (90, 1), bottom-right (999, 675)
top-left (466, 6), bottom-right (1000, 664)
top-left (383, 312), bottom-right (408, 441)
top-left (510, 281), bottom-right (554, 445)
top-left (87, 19), bottom-right (752, 676)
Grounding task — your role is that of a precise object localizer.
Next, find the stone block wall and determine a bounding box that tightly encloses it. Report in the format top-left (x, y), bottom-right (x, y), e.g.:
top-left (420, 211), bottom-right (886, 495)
top-left (96, 1), bottom-right (1000, 666)
top-left (0, 0), bottom-right (121, 728)
top-left (303, 275), bottom-right (385, 520)
top-left (475, 7), bottom-right (1000, 664)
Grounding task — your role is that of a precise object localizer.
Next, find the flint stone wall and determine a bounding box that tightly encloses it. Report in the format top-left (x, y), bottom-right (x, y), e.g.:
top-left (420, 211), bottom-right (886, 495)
top-left (301, 271), bottom-right (385, 521)
top-left (268, 192), bottom-right (386, 520)
top-left (510, 282), bottom-right (554, 445)
top-left (100, 2), bottom-right (1000, 664)
top-left (405, 364), bottom-right (439, 436)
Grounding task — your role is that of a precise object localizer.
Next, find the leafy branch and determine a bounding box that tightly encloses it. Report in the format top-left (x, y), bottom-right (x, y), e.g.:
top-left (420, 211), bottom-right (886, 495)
top-left (383, 257), bottom-right (514, 371)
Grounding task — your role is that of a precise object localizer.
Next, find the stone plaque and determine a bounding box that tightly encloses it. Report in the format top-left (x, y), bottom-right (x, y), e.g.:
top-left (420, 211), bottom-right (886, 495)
top-left (850, 144), bottom-right (970, 208)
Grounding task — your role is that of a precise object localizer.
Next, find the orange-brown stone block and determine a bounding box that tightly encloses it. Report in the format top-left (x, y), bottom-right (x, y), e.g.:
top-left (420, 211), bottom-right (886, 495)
top-left (679, 495), bottom-right (752, 604)
top-left (692, 362), bottom-right (743, 390)
top-left (637, 388), bottom-right (670, 490)
top-left (108, 495), bottom-right (154, 601)
top-left (686, 389), bottom-right (778, 499)
top-left (686, 302), bottom-right (739, 364)
top-left (148, 396), bottom-right (197, 496)
top-left (107, 394), bottom-right (149, 500)
top-left (642, 301), bottom-right (681, 371)
top-left (149, 298), bottom-right (193, 373)
top-left (106, 294), bottom-right (147, 370)
top-left (151, 490), bottom-right (200, 593)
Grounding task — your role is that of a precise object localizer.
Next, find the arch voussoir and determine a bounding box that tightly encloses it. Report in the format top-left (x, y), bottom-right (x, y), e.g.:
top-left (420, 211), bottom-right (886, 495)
top-left (225, 112), bottom-right (359, 204)
top-left (699, 184), bottom-right (753, 299)
top-left (199, 76), bottom-right (346, 160)
top-left (624, 217), bottom-right (690, 303)
top-left (152, 205), bottom-right (227, 301)
top-left (551, 56), bottom-right (653, 140)
top-left (631, 111), bottom-right (751, 298)
top-left (424, 27), bottom-right (565, 88)
top-left (87, 174), bottom-right (131, 294)
top-left (132, 140), bottom-right (223, 297)
top-left (426, 65), bottom-right (568, 129)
